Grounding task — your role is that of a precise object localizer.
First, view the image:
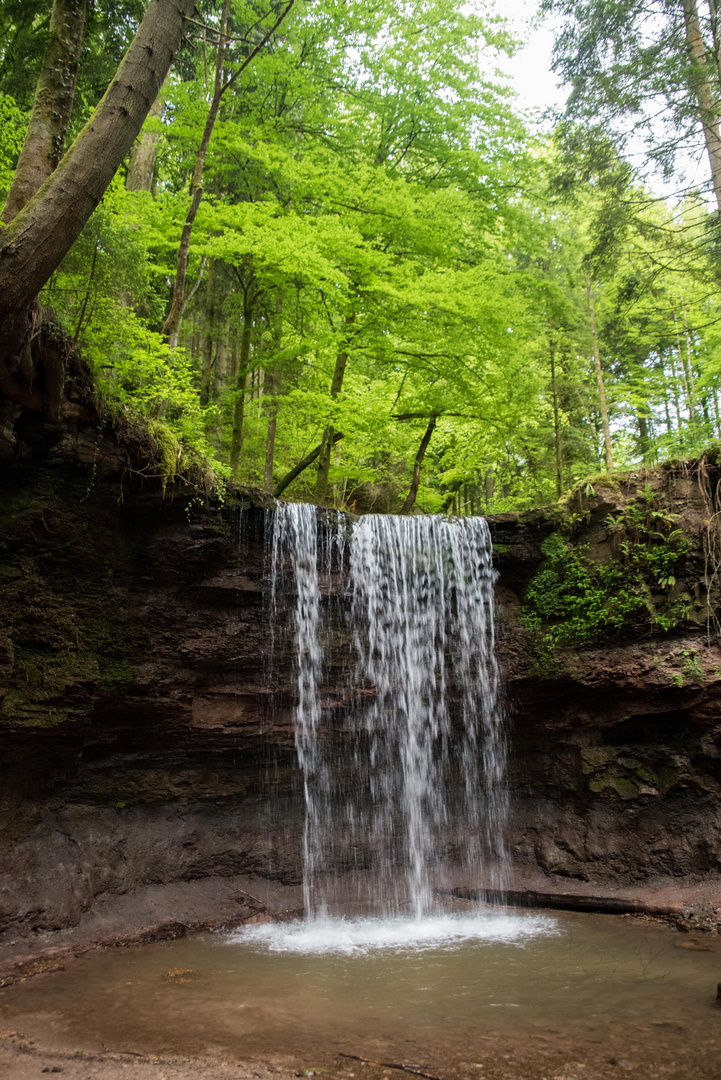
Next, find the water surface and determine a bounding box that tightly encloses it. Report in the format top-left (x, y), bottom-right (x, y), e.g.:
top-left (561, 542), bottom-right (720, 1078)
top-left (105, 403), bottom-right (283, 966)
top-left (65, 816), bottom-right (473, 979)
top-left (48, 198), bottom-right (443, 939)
top-left (2, 909), bottom-right (719, 1077)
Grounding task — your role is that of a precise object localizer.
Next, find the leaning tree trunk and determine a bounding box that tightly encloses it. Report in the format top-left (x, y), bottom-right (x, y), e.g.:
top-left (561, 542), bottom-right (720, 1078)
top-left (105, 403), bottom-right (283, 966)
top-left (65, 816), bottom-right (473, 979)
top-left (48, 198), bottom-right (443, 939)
top-left (401, 416), bottom-right (437, 513)
top-left (274, 433), bottom-right (345, 498)
top-left (0, 0), bottom-right (198, 370)
top-left (1, 0), bottom-right (88, 224)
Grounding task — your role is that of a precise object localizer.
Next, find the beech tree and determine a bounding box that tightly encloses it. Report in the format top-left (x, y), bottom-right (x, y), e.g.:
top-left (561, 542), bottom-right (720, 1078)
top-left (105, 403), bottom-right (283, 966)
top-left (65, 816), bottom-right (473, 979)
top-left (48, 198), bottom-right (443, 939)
top-left (3, 0), bottom-right (720, 509)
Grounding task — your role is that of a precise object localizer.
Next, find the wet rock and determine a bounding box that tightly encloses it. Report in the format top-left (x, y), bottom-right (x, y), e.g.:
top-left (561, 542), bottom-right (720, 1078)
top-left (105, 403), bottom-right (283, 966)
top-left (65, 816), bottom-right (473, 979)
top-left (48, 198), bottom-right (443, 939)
top-left (0, 422), bottom-right (720, 939)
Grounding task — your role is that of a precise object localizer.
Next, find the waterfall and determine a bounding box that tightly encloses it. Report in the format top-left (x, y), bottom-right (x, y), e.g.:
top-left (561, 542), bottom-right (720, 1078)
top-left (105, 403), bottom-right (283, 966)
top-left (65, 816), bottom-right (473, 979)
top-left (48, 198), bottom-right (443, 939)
top-left (269, 504), bottom-right (506, 920)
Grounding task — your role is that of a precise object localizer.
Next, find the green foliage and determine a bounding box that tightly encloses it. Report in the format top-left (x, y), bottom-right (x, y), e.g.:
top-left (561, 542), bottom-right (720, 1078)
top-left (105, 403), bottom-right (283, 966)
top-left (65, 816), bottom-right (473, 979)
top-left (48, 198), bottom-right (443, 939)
top-left (0, 91), bottom-right (23, 198)
top-left (524, 488), bottom-right (694, 653)
top-left (4, 0), bottom-right (721, 506)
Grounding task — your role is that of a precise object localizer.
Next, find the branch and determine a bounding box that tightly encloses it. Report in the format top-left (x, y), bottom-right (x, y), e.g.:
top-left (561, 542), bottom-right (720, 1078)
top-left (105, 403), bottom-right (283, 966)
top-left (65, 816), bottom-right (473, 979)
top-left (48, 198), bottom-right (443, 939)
top-left (338, 1055), bottom-right (444, 1080)
top-left (274, 431), bottom-right (344, 498)
top-left (221, 0), bottom-right (295, 94)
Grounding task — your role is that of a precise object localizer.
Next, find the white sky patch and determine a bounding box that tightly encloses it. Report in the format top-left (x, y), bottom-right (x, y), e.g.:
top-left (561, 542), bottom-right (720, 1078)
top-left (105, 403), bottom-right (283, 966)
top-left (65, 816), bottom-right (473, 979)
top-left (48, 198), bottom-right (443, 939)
top-left (491, 0), bottom-right (713, 203)
top-left (496, 1), bottom-right (569, 121)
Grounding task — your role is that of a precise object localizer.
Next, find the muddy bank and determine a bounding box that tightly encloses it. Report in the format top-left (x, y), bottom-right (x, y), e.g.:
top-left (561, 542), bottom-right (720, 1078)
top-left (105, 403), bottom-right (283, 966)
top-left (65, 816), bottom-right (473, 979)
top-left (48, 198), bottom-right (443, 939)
top-left (0, 874), bottom-right (303, 989)
top-left (0, 1024), bottom-right (718, 1080)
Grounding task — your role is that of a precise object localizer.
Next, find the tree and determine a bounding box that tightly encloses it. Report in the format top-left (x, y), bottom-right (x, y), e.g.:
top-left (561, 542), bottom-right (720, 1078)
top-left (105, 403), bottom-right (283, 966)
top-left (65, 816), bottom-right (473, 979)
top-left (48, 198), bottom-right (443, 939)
top-left (0, 0), bottom-right (198, 381)
top-left (544, 0), bottom-right (721, 213)
top-left (1, 0), bottom-right (88, 224)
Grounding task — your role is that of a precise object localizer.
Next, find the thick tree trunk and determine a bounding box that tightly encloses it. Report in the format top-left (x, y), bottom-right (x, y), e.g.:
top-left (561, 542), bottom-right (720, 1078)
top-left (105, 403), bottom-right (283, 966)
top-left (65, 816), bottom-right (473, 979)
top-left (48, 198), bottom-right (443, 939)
top-left (199, 258), bottom-right (217, 409)
top-left (584, 273), bottom-right (614, 471)
top-left (1, 0), bottom-right (88, 224)
top-left (126, 80), bottom-right (167, 192)
top-left (401, 416), bottom-right (437, 514)
top-left (683, 0), bottom-right (721, 214)
top-left (0, 0), bottom-right (197, 365)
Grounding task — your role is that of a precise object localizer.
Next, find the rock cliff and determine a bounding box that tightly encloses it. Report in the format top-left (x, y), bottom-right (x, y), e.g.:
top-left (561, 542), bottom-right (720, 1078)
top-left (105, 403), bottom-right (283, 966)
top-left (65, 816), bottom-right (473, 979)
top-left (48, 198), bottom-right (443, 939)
top-left (1, 398), bottom-right (720, 943)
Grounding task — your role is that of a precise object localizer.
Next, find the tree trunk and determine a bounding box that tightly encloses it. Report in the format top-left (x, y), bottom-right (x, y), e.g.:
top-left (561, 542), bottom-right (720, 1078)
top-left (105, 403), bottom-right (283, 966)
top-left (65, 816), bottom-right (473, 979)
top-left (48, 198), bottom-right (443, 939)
top-left (484, 469), bottom-right (495, 508)
top-left (162, 0), bottom-right (230, 345)
top-left (162, 0), bottom-right (296, 345)
top-left (230, 291), bottom-right (255, 476)
top-left (126, 79), bottom-right (167, 192)
top-left (168, 255), bottom-right (207, 350)
top-left (315, 316), bottom-right (354, 505)
top-left (708, 0), bottom-right (721, 86)
top-left (673, 311), bottom-right (697, 438)
top-left (263, 297), bottom-right (283, 493)
top-left (669, 352), bottom-right (683, 431)
top-left (681, 298), bottom-right (700, 423)
top-left (215, 332), bottom-right (229, 390)
top-left (683, 0), bottom-right (721, 214)
top-left (199, 258), bottom-right (217, 408)
top-left (0, 0), bottom-right (198, 365)
top-left (550, 337), bottom-right (563, 498)
top-left (1, 0), bottom-right (88, 224)
top-left (401, 416), bottom-right (437, 513)
top-left (275, 433), bottom-right (345, 499)
top-left (584, 272), bottom-right (614, 470)
top-left (638, 410), bottom-right (651, 459)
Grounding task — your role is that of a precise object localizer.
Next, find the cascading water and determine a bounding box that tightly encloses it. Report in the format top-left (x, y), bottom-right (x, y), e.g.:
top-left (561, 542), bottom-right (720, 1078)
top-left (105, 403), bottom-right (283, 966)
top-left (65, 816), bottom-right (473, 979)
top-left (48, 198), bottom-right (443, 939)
top-left (269, 504), bottom-right (506, 923)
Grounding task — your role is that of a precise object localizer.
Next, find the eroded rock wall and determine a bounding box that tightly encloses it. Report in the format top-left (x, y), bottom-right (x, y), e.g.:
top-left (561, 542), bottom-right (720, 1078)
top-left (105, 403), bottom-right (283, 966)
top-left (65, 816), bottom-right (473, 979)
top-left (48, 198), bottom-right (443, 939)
top-left (490, 470), bottom-right (721, 885)
top-left (1, 437), bottom-right (721, 936)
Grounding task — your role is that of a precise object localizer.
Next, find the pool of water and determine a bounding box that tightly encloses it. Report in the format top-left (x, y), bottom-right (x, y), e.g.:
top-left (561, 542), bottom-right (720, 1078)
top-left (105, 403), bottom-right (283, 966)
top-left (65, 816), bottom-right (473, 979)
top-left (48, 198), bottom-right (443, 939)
top-left (1, 908), bottom-right (720, 1077)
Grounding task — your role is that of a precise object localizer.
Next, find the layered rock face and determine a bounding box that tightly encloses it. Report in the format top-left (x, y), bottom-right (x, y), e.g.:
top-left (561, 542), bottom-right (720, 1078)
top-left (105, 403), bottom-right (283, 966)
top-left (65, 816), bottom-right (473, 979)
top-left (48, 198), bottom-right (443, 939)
top-left (1, 424), bottom-right (720, 936)
top-left (491, 473), bottom-right (721, 886)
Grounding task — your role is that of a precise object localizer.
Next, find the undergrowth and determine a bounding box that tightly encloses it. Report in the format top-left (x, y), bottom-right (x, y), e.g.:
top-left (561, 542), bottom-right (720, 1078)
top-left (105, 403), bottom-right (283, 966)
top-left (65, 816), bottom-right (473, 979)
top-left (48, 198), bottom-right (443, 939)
top-left (523, 484), bottom-right (694, 665)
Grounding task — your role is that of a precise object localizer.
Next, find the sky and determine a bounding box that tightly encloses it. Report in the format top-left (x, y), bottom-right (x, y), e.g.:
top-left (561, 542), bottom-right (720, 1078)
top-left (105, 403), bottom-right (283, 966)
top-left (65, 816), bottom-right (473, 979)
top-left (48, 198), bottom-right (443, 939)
top-left (495, 1), bottom-right (712, 202)
top-left (499, 2), bottom-right (569, 119)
